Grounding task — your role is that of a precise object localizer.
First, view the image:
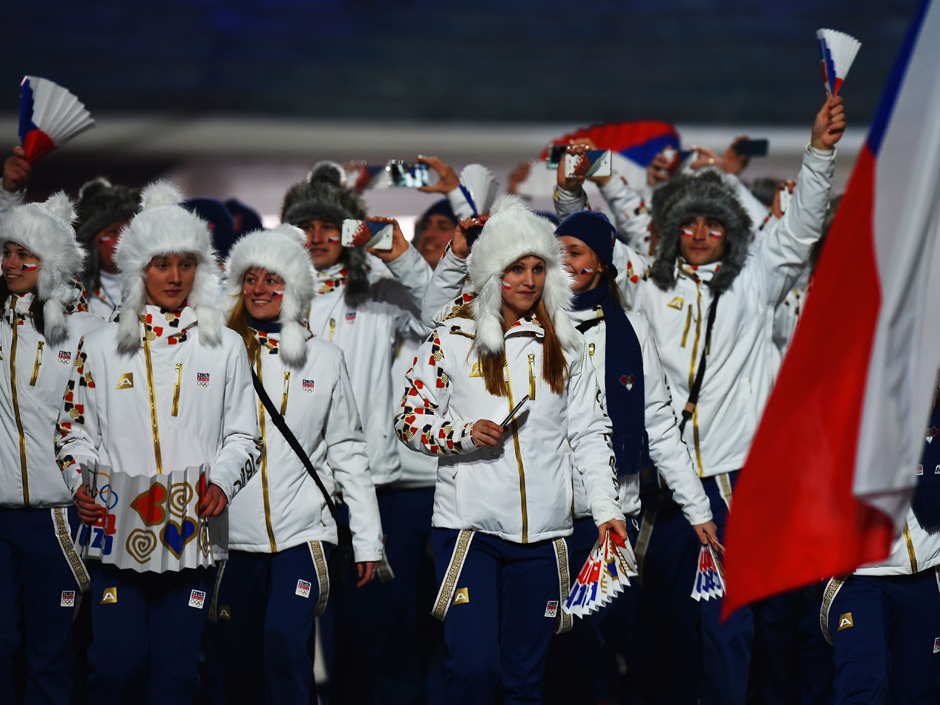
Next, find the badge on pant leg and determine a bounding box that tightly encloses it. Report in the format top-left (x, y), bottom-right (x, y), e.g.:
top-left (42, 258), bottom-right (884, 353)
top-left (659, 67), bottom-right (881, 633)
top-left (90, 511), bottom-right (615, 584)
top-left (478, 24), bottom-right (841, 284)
top-left (60, 590), bottom-right (75, 607)
top-left (218, 605), bottom-right (231, 620)
top-left (544, 601), bottom-right (558, 618)
top-left (453, 587), bottom-right (469, 605)
top-left (188, 590), bottom-right (206, 609)
top-left (837, 612), bottom-right (853, 631)
top-left (934, 637), bottom-right (940, 654)
top-left (101, 587), bottom-right (117, 604)
top-left (296, 579), bottom-right (311, 598)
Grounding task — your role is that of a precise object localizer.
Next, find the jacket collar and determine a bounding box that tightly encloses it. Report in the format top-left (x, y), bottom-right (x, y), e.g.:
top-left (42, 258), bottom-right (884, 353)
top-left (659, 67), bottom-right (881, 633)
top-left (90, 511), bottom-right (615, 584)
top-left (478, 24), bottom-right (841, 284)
top-left (143, 305), bottom-right (196, 346)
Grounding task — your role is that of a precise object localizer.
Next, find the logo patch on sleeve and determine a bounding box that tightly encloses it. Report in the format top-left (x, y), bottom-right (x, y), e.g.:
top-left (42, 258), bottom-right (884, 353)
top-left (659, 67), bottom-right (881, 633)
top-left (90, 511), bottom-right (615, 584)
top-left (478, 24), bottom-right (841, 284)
top-left (188, 590), bottom-right (206, 609)
top-left (837, 613), bottom-right (853, 631)
top-left (302, 379), bottom-right (315, 393)
top-left (934, 637), bottom-right (940, 654)
top-left (453, 587), bottom-right (469, 604)
top-left (196, 373), bottom-right (210, 388)
top-left (296, 579), bottom-right (312, 598)
top-left (917, 465), bottom-right (924, 476)
top-left (544, 600), bottom-right (559, 618)
top-left (116, 373), bottom-right (134, 389)
top-left (60, 590), bottom-right (75, 607)
top-left (101, 587), bottom-right (118, 604)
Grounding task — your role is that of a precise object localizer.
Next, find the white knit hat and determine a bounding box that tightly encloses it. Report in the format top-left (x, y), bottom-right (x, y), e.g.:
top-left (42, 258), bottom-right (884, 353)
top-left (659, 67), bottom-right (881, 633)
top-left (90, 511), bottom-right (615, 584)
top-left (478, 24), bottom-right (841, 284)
top-left (114, 181), bottom-right (222, 354)
top-left (466, 196), bottom-right (580, 356)
top-left (225, 224), bottom-right (316, 368)
top-left (0, 192), bottom-right (85, 345)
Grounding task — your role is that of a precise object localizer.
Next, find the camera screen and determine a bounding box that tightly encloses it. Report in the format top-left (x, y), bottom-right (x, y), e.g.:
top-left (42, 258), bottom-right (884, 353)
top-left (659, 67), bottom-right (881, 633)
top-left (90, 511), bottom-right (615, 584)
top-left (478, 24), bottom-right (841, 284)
top-left (387, 162), bottom-right (429, 187)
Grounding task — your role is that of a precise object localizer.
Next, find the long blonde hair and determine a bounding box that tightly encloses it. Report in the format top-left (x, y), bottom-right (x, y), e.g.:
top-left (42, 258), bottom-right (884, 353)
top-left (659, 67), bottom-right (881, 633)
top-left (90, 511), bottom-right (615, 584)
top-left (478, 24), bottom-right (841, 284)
top-left (225, 297), bottom-right (260, 365)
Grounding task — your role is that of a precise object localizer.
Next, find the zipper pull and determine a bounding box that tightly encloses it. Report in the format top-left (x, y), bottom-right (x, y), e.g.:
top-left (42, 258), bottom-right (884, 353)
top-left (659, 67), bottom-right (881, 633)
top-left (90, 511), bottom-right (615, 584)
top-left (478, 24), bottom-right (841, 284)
top-left (527, 353), bottom-right (536, 401)
top-left (588, 343), bottom-right (595, 358)
top-left (329, 318), bottom-right (336, 342)
top-left (171, 363), bottom-right (182, 416)
top-left (280, 371), bottom-right (290, 415)
top-left (29, 341), bottom-right (44, 386)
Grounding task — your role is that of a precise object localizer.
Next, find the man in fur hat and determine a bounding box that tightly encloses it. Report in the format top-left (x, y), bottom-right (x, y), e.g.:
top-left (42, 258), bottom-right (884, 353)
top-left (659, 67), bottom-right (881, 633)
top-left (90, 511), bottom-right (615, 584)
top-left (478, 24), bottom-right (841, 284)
top-left (281, 162), bottom-right (431, 703)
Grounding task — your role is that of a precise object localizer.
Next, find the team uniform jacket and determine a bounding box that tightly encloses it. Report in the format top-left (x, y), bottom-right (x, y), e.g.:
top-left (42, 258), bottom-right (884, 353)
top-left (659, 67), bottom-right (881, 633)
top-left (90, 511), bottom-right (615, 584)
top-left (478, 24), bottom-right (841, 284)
top-left (307, 247), bottom-right (430, 487)
top-left (54, 305), bottom-right (261, 505)
top-left (395, 311), bottom-right (624, 544)
top-left (558, 145), bottom-right (835, 478)
top-left (855, 508), bottom-right (940, 577)
top-left (392, 333), bottom-right (438, 488)
top-left (0, 293), bottom-right (105, 508)
top-left (86, 271), bottom-right (122, 321)
top-left (421, 272), bottom-right (711, 525)
top-left (228, 327), bottom-right (383, 562)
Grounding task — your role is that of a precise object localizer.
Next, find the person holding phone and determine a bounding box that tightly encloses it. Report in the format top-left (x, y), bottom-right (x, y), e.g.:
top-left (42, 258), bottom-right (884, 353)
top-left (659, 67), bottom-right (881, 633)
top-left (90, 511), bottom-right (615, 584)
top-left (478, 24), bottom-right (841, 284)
top-left (216, 224), bottom-right (383, 705)
top-left (0, 193), bottom-right (103, 704)
top-left (54, 182), bottom-right (261, 704)
top-left (396, 196), bottom-right (625, 705)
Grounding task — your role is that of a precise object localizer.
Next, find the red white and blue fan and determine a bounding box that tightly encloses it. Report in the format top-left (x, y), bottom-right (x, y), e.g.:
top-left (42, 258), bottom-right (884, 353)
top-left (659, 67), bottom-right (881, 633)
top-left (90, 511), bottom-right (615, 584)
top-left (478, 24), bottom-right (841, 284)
top-left (691, 539), bottom-right (726, 601)
top-left (816, 29), bottom-right (861, 98)
top-left (19, 76), bottom-right (95, 163)
top-left (563, 530), bottom-right (637, 618)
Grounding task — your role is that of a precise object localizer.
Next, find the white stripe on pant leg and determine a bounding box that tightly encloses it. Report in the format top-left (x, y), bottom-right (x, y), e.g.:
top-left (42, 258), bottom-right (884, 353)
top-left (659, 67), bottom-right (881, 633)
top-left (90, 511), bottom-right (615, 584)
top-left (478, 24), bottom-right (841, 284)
top-left (552, 538), bottom-right (572, 634)
top-left (819, 577), bottom-right (846, 645)
top-left (208, 559), bottom-right (227, 623)
top-left (308, 540), bottom-right (330, 618)
top-left (51, 508), bottom-right (90, 593)
top-left (716, 472), bottom-right (734, 510)
top-left (634, 510), bottom-right (656, 586)
top-left (431, 529), bottom-right (475, 622)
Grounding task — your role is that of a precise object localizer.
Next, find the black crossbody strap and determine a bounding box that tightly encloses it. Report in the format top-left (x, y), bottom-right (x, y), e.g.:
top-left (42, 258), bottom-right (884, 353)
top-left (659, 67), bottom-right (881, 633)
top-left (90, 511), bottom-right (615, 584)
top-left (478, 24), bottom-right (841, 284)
top-left (679, 292), bottom-right (720, 435)
top-left (250, 367), bottom-right (352, 584)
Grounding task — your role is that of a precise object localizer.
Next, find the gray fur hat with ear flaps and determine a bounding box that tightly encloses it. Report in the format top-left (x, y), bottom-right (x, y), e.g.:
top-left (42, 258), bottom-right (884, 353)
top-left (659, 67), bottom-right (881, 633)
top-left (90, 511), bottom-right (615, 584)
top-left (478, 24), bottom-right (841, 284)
top-left (114, 181), bottom-right (222, 355)
top-left (467, 196), bottom-right (580, 357)
top-left (280, 162), bottom-right (370, 307)
top-left (650, 175), bottom-right (752, 294)
top-left (225, 224), bottom-right (316, 369)
top-left (0, 192), bottom-right (86, 345)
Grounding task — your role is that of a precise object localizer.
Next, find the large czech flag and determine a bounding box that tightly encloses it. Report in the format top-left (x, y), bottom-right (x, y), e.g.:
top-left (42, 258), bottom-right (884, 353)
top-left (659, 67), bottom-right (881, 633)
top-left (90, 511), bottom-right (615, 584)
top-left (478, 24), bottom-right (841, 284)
top-left (723, 0), bottom-right (940, 617)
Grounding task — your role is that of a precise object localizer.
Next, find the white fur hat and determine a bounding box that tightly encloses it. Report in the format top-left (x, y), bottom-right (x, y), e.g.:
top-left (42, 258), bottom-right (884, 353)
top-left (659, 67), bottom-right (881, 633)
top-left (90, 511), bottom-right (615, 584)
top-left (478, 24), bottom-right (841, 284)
top-left (0, 192), bottom-right (85, 345)
top-left (114, 181), bottom-right (222, 354)
top-left (225, 224), bottom-right (315, 368)
top-left (466, 196), bottom-right (580, 356)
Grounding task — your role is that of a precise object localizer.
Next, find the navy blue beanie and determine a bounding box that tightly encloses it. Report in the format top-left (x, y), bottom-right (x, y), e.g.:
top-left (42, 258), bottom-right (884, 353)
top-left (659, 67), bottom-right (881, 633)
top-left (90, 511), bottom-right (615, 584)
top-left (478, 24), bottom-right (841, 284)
top-left (225, 198), bottom-right (264, 237)
top-left (555, 211), bottom-right (618, 277)
top-left (419, 199), bottom-right (457, 228)
top-left (182, 197), bottom-right (237, 259)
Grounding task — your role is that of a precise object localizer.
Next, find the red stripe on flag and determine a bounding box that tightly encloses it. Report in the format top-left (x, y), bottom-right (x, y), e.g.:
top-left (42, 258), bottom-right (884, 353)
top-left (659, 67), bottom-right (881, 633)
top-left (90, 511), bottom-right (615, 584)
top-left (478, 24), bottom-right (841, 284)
top-left (722, 145), bottom-right (895, 619)
top-left (22, 129), bottom-right (56, 163)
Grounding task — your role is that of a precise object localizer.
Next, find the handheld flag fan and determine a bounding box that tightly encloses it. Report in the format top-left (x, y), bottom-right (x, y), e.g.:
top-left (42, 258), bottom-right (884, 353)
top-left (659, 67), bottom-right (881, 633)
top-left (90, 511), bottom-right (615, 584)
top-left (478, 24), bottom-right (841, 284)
top-left (816, 29), bottom-right (862, 97)
top-left (458, 164), bottom-right (499, 217)
top-left (563, 530), bottom-right (637, 618)
top-left (18, 76), bottom-right (95, 163)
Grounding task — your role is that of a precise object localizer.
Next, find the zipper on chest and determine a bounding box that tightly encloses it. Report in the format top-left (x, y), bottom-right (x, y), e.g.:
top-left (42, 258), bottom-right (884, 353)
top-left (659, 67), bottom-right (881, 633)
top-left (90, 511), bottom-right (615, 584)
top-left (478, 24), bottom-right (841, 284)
top-left (9, 318), bottom-right (30, 505)
top-left (29, 341), bottom-right (44, 385)
top-left (172, 363), bottom-right (182, 416)
top-left (255, 356), bottom-right (279, 553)
top-left (505, 360), bottom-right (529, 543)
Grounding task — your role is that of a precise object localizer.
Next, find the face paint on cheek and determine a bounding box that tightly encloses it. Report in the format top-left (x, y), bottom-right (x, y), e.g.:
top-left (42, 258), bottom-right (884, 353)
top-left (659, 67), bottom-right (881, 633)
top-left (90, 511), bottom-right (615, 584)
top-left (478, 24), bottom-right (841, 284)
top-left (99, 236), bottom-right (115, 244)
top-left (580, 268), bottom-right (594, 276)
top-left (272, 290), bottom-right (284, 298)
top-left (21, 263), bottom-right (38, 271)
top-left (501, 280), bottom-right (512, 291)
top-left (708, 230), bottom-right (724, 239)
top-left (681, 229), bottom-right (694, 238)
top-left (327, 236), bottom-right (341, 244)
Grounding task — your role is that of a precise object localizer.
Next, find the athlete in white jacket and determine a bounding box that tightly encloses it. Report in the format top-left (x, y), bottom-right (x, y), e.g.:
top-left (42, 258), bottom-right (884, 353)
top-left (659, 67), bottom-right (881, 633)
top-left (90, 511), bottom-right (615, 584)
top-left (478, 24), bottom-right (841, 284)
top-left (396, 197), bottom-right (625, 705)
top-left (213, 224), bottom-right (383, 704)
top-left (0, 193), bottom-right (104, 704)
top-left (54, 182), bottom-right (261, 705)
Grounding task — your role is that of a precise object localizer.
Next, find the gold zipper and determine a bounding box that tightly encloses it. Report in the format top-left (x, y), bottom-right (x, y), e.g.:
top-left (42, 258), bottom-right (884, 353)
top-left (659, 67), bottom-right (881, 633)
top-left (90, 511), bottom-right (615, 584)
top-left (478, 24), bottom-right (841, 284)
top-left (10, 310), bottom-right (30, 506)
top-left (255, 355), bottom-right (278, 553)
top-left (687, 288), bottom-right (705, 476)
top-left (588, 343), bottom-right (595, 358)
top-left (142, 325), bottom-right (163, 474)
top-left (280, 371), bottom-right (291, 415)
top-left (29, 341), bottom-right (44, 386)
top-left (504, 359), bottom-right (528, 543)
top-left (329, 318), bottom-right (336, 342)
top-left (681, 305), bottom-right (693, 348)
top-left (527, 354), bottom-right (537, 401)
top-left (171, 363), bottom-right (182, 416)
top-left (902, 522), bottom-right (918, 573)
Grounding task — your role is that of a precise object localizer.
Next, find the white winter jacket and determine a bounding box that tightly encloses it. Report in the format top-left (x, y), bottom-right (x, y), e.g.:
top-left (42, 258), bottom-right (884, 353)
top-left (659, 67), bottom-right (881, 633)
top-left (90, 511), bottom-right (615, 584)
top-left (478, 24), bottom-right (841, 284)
top-left (0, 293), bottom-right (105, 508)
top-left (395, 311), bottom-right (624, 544)
top-left (855, 508), bottom-right (940, 577)
top-left (307, 248), bottom-right (430, 487)
top-left (54, 305), bottom-right (261, 504)
top-left (227, 327), bottom-right (384, 561)
top-left (559, 146), bottom-right (835, 478)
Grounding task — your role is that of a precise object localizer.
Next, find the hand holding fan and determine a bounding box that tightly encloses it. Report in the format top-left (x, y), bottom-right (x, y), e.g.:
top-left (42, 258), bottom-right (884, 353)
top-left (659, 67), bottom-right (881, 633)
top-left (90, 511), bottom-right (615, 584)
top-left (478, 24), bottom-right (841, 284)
top-left (19, 76), bottom-right (95, 163)
top-left (816, 29), bottom-right (862, 98)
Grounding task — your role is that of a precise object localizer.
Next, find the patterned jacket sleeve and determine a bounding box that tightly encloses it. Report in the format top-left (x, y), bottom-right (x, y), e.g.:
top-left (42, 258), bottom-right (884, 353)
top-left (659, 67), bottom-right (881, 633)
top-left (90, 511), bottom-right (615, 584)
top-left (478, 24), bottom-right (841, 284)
top-left (54, 336), bottom-right (100, 496)
top-left (394, 330), bottom-right (476, 457)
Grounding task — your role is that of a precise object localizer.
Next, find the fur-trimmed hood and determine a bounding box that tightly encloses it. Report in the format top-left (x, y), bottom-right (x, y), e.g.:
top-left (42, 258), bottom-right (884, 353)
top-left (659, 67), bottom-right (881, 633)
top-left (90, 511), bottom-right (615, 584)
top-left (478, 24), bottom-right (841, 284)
top-left (225, 224), bottom-right (316, 368)
top-left (650, 174), bottom-right (752, 294)
top-left (0, 192), bottom-right (85, 345)
top-left (466, 196), bottom-right (580, 356)
top-left (75, 177), bottom-right (140, 293)
top-left (114, 181), bottom-right (222, 354)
